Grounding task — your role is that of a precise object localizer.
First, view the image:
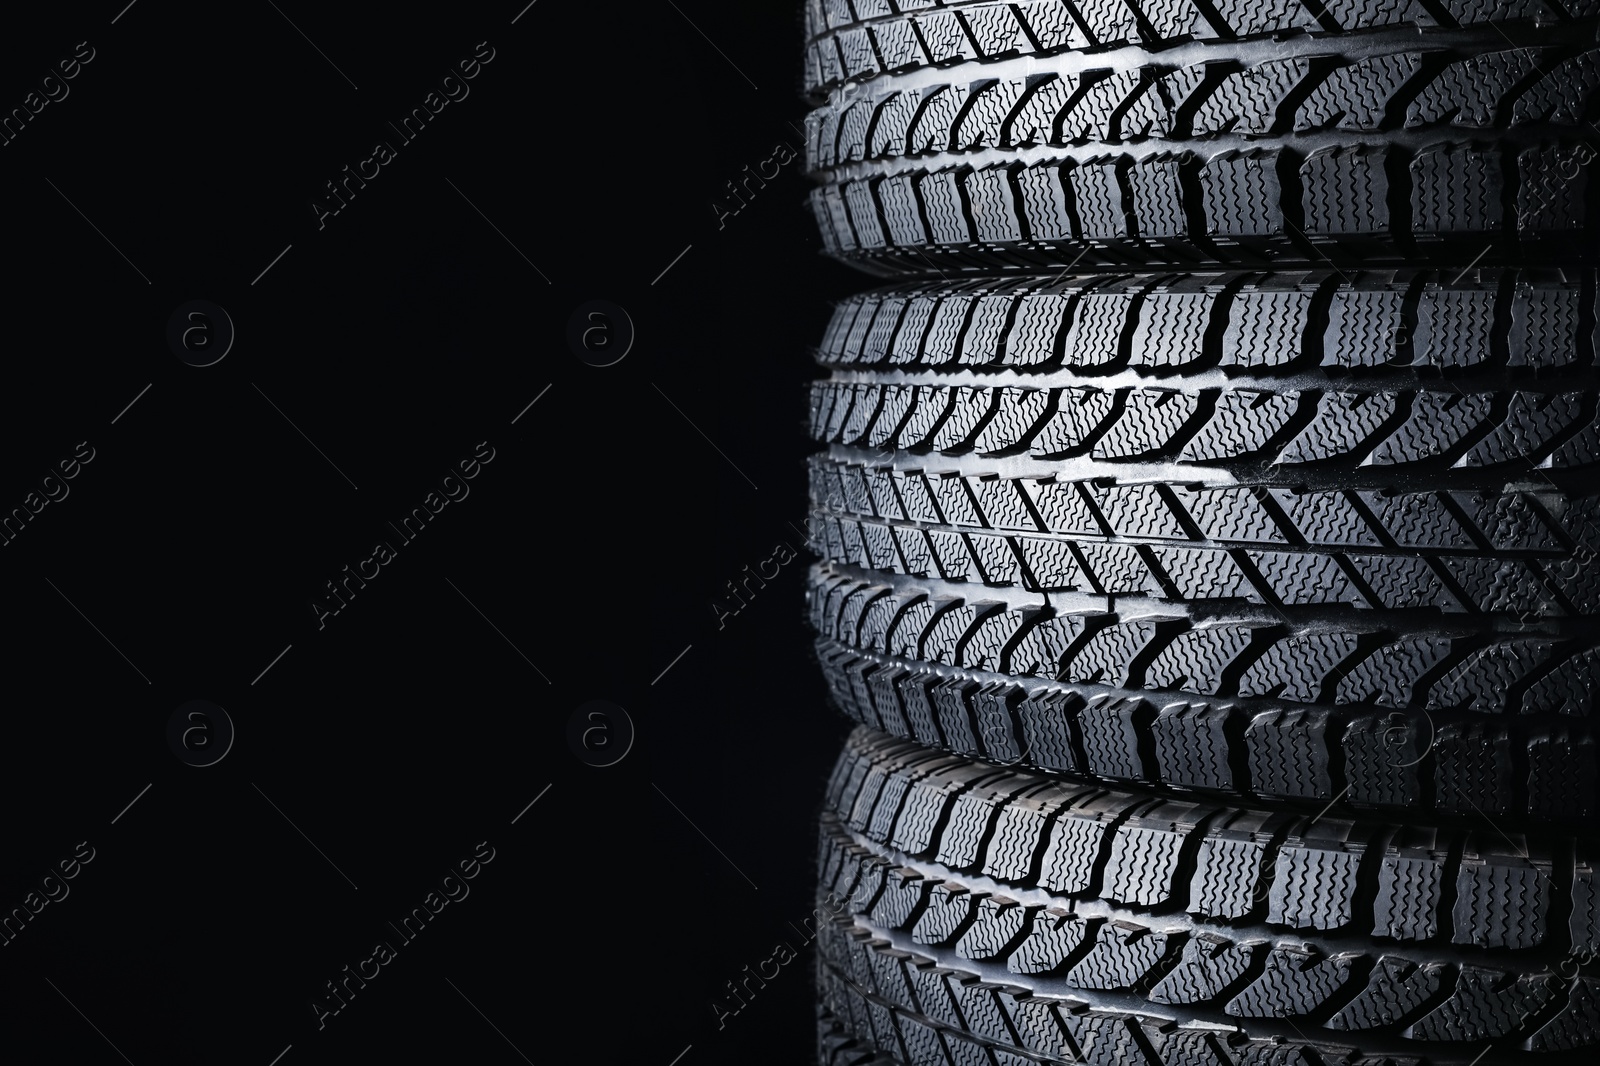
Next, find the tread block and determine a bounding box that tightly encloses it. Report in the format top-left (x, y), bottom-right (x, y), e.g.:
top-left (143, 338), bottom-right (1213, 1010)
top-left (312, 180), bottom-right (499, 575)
top-left (1144, 624), bottom-right (1258, 693)
top-left (954, 896), bottom-right (1028, 962)
top-left (1011, 613), bottom-right (1096, 678)
top-left (1192, 59), bottom-right (1312, 136)
top-left (1451, 844), bottom-right (1551, 949)
top-left (1433, 720), bottom-right (1515, 816)
top-left (949, 976), bottom-right (1024, 1045)
top-left (1204, 0), bottom-right (1316, 35)
top-left (1508, 281), bottom-right (1584, 367)
top-left (1031, 386), bottom-right (1119, 456)
top-left (1373, 829), bottom-right (1446, 940)
top-left (1301, 144), bottom-right (1392, 238)
top-left (1518, 143), bottom-right (1592, 235)
top-left (1245, 707), bottom-right (1333, 800)
top-left (1060, 1011), bottom-right (1158, 1066)
top-left (1093, 389), bottom-right (1204, 458)
top-left (1347, 553), bottom-right (1455, 611)
top-left (971, 680), bottom-right (1024, 759)
top-left (1009, 906), bottom-right (1091, 975)
top-left (1015, 687), bottom-right (1085, 774)
top-left (864, 940), bottom-right (920, 1015)
top-left (1334, 637), bottom-right (1452, 707)
top-left (983, 790), bottom-right (1070, 881)
top-left (1011, 160), bottom-right (1075, 240)
top-left (937, 786), bottom-right (1009, 869)
top-left (1102, 805), bottom-right (1200, 906)
top-left (1152, 700), bottom-right (1235, 791)
top-left (1360, 488), bottom-right (1470, 548)
top-left (1130, 154), bottom-right (1191, 241)
top-left (1039, 804), bottom-right (1120, 894)
top-left (1527, 728), bottom-right (1598, 820)
top-left (1075, 693), bottom-right (1153, 780)
top-left (1071, 156), bottom-right (1133, 240)
top-left (1458, 390), bottom-right (1586, 467)
top-left (1364, 390), bottom-right (1494, 466)
top-left (1152, 541), bottom-right (1260, 598)
top-left (1001, 990), bottom-right (1080, 1059)
top-left (1245, 550), bottom-right (1362, 607)
top-left (1413, 283), bottom-right (1495, 369)
top-left (1406, 964), bottom-right (1553, 1041)
top-left (1239, 632), bottom-right (1359, 703)
top-left (1523, 645), bottom-right (1600, 716)
top-left (1427, 639), bottom-right (1554, 713)
top-left (1065, 921), bottom-right (1175, 990)
top-left (1409, 142), bottom-right (1504, 236)
top-left (1149, 933), bottom-right (1262, 1005)
top-left (1218, 288), bottom-right (1317, 369)
top-left (912, 881), bottom-right (979, 945)
top-left (974, 388), bottom-right (1054, 454)
top-left (931, 675), bottom-right (980, 754)
top-left (1279, 390), bottom-right (1397, 464)
top-left (1273, 486), bottom-right (1376, 544)
top-left (1224, 943), bottom-right (1360, 1018)
top-left (1062, 69), bottom-right (1145, 142)
top-left (1006, 286), bottom-right (1075, 362)
top-left (1267, 824), bottom-right (1366, 931)
top-left (1092, 482), bottom-right (1187, 540)
top-left (1190, 818), bottom-right (1277, 919)
top-left (908, 958), bottom-right (970, 1029)
top-left (1528, 977), bottom-right (1600, 1052)
top-left (1405, 48), bottom-right (1541, 129)
top-left (892, 762), bottom-right (995, 854)
top-left (1295, 52), bottom-right (1423, 132)
top-left (1063, 286), bottom-right (1140, 369)
top-left (871, 866), bottom-right (930, 929)
top-left (1200, 149), bottom-right (1284, 239)
top-left (1327, 955), bottom-right (1445, 1031)
top-left (1027, 480), bottom-right (1105, 536)
top-left (1341, 712), bottom-right (1425, 810)
top-left (1180, 389), bottom-right (1301, 462)
top-left (1062, 617), bottom-right (1162, 685)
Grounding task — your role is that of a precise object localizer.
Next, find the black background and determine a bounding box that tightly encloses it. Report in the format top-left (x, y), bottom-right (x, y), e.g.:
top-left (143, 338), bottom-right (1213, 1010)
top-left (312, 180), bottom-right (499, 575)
top-left (0, 3), bottom-right (856, 1063)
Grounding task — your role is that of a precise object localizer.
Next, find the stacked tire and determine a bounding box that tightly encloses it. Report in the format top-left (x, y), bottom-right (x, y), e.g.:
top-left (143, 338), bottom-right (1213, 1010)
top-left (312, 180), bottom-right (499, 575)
top-left (798, 2), bottom-right (1600, 1064)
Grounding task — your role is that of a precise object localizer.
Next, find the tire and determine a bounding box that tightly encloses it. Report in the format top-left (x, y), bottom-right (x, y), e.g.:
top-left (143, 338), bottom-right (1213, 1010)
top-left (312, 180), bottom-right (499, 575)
top-left (812, 271), bottom-right (1599, 374)
top-left (801, 0), bottom-right (1600, 98)
top-left (804, 270), bottom-right (1600, 473)
top-left (807, 458), bottom-right (1600, 617)
top-left (809, 563), bottom-right (1600, 823)
top-left (814, 725), bottom-right (1600, 1064)
top-left (801, 268), bottom-right (1600, 825)
top-left (796, 8), bottom-right (1600, 1063)
top-left (809, 377), bottom-right (1600, 470)
top-left (801, 9), bottom-right (1600, 274)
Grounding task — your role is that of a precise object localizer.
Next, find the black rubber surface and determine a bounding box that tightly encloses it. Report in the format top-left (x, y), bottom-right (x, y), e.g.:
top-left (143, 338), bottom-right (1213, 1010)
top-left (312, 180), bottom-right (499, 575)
top-left (813, 726), bottom-right (1600, 1063)
top-left (802, 12), bottom-right (1600, 273)
top-left (808, 563), bottom-right (1600, 823)
top-left (813, 271), bottom-right (1597, 374)
top-left (800, 266), bottom-right (1600, 824)
top-left (802, 0), bottom-right (1600, 97)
